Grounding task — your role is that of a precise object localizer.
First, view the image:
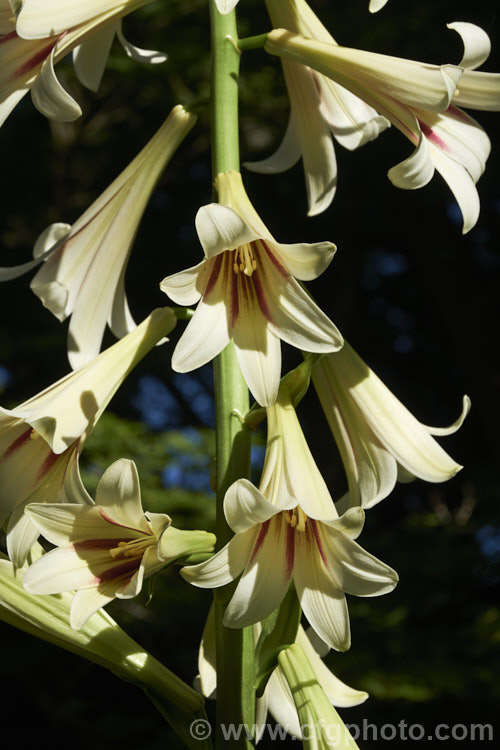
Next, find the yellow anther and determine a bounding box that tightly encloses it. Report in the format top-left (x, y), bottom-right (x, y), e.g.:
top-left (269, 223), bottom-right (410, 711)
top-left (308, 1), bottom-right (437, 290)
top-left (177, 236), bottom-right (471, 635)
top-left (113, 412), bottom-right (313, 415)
top-left (285, 507), bottom-right (307, 532)
top-left (233, 244), bottom-right (257, 276)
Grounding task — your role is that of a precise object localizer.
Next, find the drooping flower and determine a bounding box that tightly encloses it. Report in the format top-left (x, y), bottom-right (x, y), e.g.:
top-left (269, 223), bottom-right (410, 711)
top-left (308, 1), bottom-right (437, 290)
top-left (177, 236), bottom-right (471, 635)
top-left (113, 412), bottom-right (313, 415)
top-left (0, 0), bottom-right (166, 127)
top-left (23, 458), bottom-right (216, 629)
top-left (197, 606), bottom-right (367, 740)
top-left (0, 106), bottom-right (195, 369)
top-left (312, 342), bottom-right (470, 512)
top-left (246, 0), bottom-right (389, 216)
top-left (0, 544), bottom-right (211, 750)
top-left (277, 643), bottom-right (361, 749)
top-left (181, 482), bottom-right (395, 652)
top-left (0, 307), bottom-right (176, 566)
top-left (160, 170), bottom-right (342, 407)
top-left (265, 24), bottom-right (499, 232)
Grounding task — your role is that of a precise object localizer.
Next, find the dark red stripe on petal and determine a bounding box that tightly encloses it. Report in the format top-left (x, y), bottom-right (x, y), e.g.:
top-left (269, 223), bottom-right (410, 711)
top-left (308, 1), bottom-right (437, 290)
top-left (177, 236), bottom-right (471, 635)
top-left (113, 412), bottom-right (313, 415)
top-left (251, 270), bottom-right (273, 323)
top-left (285, 519), bottom-right (295, 577)
top-left (419, 120), bottom-right (449, 151)
top-left (98, 559), bottom-right (140, 584)
top-left (259, 240), bottom-right (289, 278)
top-left (73, 539), bottom-right (118, 551)
top-left (98, 508), bottom-right (150, 534)
top-left (309, 519), bottom-right (328, 566)
top-left (203, 253), bottom-right (224, 299)
top-left (230, 260), bottom-right (239, 328)
top-left (14, 38), bottom-right (59, 78)
top-left (249, 520), bottom-right (270, 564)
top-left (3, 427), bottom-right (33, 458)
top-left (35, 449), bottom-right (61, 483)
top-left (0, 31), bottom-right (17, 44)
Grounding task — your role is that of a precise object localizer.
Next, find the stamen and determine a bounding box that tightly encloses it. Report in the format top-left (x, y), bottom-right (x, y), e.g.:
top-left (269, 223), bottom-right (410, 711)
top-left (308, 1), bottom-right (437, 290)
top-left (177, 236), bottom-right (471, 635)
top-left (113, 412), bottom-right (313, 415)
top-left (109, 536), bottom-right (155, 560)
top-left (285, 506), bottom-right (307, 532)
top-left (232, 244), bottom-right (257, 276)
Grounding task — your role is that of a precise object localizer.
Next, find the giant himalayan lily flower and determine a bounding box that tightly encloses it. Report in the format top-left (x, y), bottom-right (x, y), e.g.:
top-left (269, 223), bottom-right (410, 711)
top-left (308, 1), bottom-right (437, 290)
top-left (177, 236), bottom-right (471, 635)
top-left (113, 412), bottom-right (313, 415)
top-left (182, 389), bottom-right (398, 650)
top-left (23, 458), bottom-right (216, 629)
top-left (198, 608), bottom-right (367, 740)
top-left (0, 307), bottom-right (176, 566)
top-left (0, 0), bottom-right (165, 127)
top-left (245, 0), bottom-right (389, 216)
top-left (312, 342), bottom-right (470, 512)
top-left (265, 25), bottom-right (498, 232)
top-left (0, 545), bottom-right (211, 750)
top-left (160, 170), bottom-right (342, 407)
top-left (0, 106), bottom-right (195, 369)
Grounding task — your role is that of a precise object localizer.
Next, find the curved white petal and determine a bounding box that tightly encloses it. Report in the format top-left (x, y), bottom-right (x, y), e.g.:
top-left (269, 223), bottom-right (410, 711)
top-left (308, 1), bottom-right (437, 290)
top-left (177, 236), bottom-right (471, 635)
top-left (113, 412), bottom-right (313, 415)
top-left (23, 544), bottom-right (108, 595)
top-left (234, 313), bottom-right (282, 408)
top-left (267, 275), bottom-right (343, 354)
top-left (273, 240), bottom-right (336, 282)
top-left (15, 0), bottom-right (147, 38)
top-left (73, 22), bottom-right (117, 91)
top-left (31, 48), bottom-right (82, 122)
top-left (6, 506), bottom-right (41, 568)
top-left (424, 394), bottom-right (471, 436)
top-left (224, 478), bottom-right (283, 533)
top-left (447, 22), bottom-right (491, 71)
top-left (244, 111), bottom-right (302, 174)
top-left (223, 515), bottom-right (292, 627)
top-left (322, 529), bottom-right (399, 597)
top-left (108, 267), bottom-right (138, 340)
top-left (25, 504), bottom-right (127, 546)
top-left (95, 459), bottom-right (149, 533)
top-left (171, 297), bottom-right (230, 373)
top-left (430, 141), bottom-right (481, 233)
top-left (70, 585), bottom-right (117, 629)
top-left (388, 130), bottom-right (435, 189)
top-left (195, 204), bottom-right (259, 260)
top-left (181, 528), bottom-right (255, 588)
top-left (294, 534), bottom-right (351, 652)
top-left (215, 0), bottom-right (240, 14)
top-left (117, 21), bottom-right (167, 64)
top-left (452, 69), bottom-right (500, 111)
top-left (160, 259), bottom-right (207, 306)
top-left (369, 0), bottom-right (389, 12)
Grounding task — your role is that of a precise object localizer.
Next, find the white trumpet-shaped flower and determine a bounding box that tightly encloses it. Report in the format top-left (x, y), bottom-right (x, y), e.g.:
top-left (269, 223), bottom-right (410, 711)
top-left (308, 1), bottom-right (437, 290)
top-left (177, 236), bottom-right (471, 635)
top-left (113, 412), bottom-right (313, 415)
top-left (312, 343), bottom-right (470, 512)
top-left (265, 24), bottom-right (499, 232)
top-left (160, 170), bottom-right (342, 407)
top-left (0, 307), bottom-right (176, 566)
top-left (0, 0), bottom-right (165, 127)
top-left (182, 390), bottom-right (397, 650)
top-left (246, 0), bottom-right (389, 216)
top-left (0, 106), bottom-right (195, 368)
top-left (23, 459), bottom-right (216, 629)
top-left (197, 607), bottom-right (367, 740)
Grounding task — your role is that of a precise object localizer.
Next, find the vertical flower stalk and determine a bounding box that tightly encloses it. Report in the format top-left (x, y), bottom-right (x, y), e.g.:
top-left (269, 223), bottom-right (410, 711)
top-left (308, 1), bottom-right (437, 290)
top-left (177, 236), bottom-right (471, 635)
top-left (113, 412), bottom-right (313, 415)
top-left (208, 1), bottom-right (254, 747)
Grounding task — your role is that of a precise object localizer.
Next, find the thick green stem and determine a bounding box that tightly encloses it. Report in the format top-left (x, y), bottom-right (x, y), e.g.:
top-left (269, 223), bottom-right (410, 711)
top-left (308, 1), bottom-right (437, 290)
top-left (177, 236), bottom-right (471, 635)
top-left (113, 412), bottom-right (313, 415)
top-left (209, 3), bottom-right (254, 748)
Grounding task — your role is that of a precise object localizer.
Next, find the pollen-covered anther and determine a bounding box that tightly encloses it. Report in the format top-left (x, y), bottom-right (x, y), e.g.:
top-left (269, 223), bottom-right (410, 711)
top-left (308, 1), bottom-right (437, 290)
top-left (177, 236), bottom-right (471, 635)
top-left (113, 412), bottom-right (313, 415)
top-left (232, 244), bottom-right (257, 276)
top-left (109, 537), bottom-right (154, 560)
top-left (285, 506), bottom-right (307, 532)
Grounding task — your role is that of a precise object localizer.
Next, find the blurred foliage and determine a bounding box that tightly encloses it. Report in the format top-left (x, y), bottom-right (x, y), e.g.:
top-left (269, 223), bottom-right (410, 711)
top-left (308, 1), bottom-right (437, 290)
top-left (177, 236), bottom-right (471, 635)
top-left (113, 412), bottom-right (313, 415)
top-left (1, 0), bottom-right (500, 748)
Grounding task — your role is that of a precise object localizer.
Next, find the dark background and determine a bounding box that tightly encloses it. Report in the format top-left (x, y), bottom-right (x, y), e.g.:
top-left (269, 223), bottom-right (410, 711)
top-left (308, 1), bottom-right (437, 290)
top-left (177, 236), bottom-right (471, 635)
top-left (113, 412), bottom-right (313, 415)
top-left (1, 0), bottom-right (499, 747)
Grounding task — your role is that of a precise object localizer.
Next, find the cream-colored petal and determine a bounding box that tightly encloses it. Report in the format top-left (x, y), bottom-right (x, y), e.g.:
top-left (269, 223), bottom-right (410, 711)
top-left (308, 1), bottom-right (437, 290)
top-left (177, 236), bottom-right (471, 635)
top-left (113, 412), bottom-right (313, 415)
top-left (388, 130), bottom-right (435, 189)
top-left (430, 140), bottom-right (480, 233)
top-left (181, 528), bottom-right (255, 588)
top-left (447, 22), bottom-right (491, 71)
top-left (70, 585), bottom-right (117, 629)
top-left (322, 528), bottom-right (399, 597)
top-left (224, 478), bottom-right (283, 534)
top-left (23, 544), bottom-right (110, 595)
top-left (215, 0), bottom-right (240, 14)
top-left (116, 21), bottom-right (167, 64)
top-left (25, 504), bottom-right (130, 546)
top-left (94, 459), bottom-right (149, 534)
top-left (244, 111), bottom-right (302, 174)
top-left (452, 69), bottom-right (500, 111)
top-left (273, 240), bottom-right (336, 281)
top-left (160, 259), bottom-right (208, 306)
top-left (171, 297), bottom-right (230, 373)
top-left (294, 538), bottom-right (350, 652)
top-left (223, 515), bottom-right (292, 627)
top-left (6, 506), bottom-right (41, 569)
top-left (15, 0), bottom-right (147, 38)
top-left (195, 204), bottom-right (259, 260)
top-left (369, 0), bottom-right (389, 11)
top-left (234, 316), bottom-right (282, 408)
top-left (31, 47), bottom-right (82, 121)
top-left (72, 22), bottom-right (116, 91)
top-left (423, 394), bottom-right (471, 436)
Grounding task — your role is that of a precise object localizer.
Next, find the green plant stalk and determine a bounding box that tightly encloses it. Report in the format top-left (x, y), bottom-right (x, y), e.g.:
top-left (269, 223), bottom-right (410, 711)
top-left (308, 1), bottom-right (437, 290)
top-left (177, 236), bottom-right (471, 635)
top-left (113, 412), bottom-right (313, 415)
top-left (209, 2), bottom-right (255, 748)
